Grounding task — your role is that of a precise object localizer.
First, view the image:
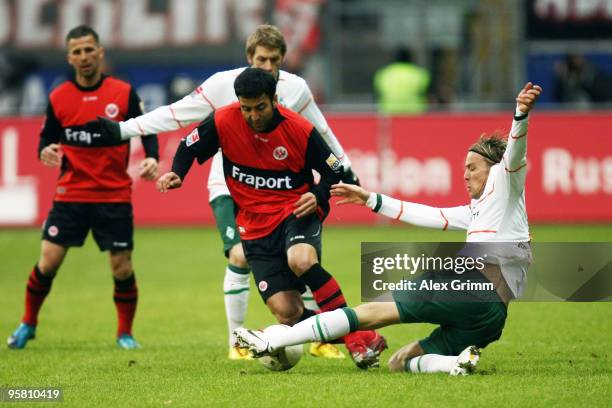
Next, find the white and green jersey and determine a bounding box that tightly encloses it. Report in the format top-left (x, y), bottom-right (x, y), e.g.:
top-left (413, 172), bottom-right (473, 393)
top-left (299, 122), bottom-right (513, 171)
top-left (119, 67), bottom-right (349, 202)
top-left (366, 110), bottom-right (532, 297)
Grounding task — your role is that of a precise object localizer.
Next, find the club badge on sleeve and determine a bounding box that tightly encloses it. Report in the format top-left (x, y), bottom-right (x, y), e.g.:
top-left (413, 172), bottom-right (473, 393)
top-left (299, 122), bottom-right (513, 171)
top-left (326, 153), bottom-right (341, 171)
top-left (185, 129), bottom-right (200, 147)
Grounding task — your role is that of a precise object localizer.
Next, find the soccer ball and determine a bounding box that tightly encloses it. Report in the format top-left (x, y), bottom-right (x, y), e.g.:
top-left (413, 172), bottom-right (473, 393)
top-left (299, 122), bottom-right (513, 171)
top-left (258, 324), bottom-right (303, 371)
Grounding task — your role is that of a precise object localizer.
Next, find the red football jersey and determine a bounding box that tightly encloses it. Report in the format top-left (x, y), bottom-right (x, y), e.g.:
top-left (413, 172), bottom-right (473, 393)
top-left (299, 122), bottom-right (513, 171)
top-left (39, 75), bottom-right (157, 203)
top-left (172, 103), bottom-right (342, 240)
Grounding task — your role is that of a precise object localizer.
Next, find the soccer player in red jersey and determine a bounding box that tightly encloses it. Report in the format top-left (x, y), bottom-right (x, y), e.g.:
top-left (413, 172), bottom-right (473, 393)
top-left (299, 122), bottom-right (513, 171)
top-left (7, 25), bottom-right (159, 350)
top-left (157, 68), bottom-right (387, 368)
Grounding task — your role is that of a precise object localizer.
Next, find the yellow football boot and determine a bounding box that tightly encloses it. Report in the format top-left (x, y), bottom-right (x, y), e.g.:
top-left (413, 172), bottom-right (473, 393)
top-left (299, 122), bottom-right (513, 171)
top-left (228, 345), bottom-right (254, 360)
top-left (309, 342), bottom-right (345, 359)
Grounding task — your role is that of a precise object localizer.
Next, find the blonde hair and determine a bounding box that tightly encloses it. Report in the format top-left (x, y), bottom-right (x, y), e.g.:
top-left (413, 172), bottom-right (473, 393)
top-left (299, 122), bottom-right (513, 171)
top-left (245, 25), bottom-right (287, 57)
top-left (468, 132), bottom-right (507, 165)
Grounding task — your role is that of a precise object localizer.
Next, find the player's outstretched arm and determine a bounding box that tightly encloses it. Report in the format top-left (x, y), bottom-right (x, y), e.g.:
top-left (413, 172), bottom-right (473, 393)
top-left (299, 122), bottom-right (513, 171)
top-left (332, 183), bottom-right (470, 230)
top-left (84, 78), bottom-right (219, 141)
top-left (503, 83), bottom-right (542, 182)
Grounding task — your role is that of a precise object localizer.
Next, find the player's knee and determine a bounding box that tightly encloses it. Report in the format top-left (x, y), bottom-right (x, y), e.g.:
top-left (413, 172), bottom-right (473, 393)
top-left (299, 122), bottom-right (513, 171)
top-left (228, 244), bottom-right (248, 268)
top-left (38, 251), bottom-right (63, 276)
top-left (37, 260), bottom-right (59, 277)
top-left (110, 251), bottom-right (133, 280)
top-left (113, 267), bottom-right (133, 280)
top-left (287, 254), bottom-right (317, 276)
top-left (272, 305), bottom-right (303, 326)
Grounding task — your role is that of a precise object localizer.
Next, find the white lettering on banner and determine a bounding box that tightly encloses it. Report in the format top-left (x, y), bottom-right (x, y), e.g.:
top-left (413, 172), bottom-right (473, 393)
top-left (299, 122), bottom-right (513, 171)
top-left (9, 0), bottom-right (265, 48)
top-left (16, 0), bottom-right (53, 47)
top-left (60, 0), bottom-right (114, 48)
top-left (349, 149), bottom-right (451, 196)
top-left (0, 127), bottom-right (38, 224)
top-left (171, 0), bottom-right (198, 44)
top-left (121, 0), bottom-right (165, 48)
top-left (543, 148), bottom-right (612, 194)
top-left (534, 0), bottom-right (612, 21)
top-left (204, 0), bottom-right (229, 43)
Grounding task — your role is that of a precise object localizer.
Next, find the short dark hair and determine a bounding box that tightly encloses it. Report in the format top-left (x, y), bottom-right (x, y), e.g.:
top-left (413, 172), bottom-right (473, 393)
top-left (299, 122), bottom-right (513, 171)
top-left (65, 25), bottom-right (99, 45)
top-left (234, 68), bottom-right (277, 101)
top-left (469, 133), bottom-right (507, 165)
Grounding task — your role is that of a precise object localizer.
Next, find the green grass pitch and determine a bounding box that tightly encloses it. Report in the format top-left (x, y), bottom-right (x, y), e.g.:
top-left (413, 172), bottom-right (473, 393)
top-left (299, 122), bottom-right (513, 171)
top-left (1, 225), bottom-right (611, 407)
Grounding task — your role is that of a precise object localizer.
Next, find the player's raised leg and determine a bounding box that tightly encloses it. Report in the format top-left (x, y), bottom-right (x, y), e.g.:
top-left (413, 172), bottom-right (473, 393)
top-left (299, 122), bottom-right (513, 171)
top-left (7, 240), bottom-right (66, 349)
top-left (236, 302), bottom-right (397, 364)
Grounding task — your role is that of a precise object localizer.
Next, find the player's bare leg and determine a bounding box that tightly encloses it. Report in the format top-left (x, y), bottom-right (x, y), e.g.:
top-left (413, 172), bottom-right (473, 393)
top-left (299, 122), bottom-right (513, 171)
top-left (8, 240), bottom-right (66, 349)
top-left (110, 250), bottom-right (139, 349)
top-left (266, 291), bottom-right (306, 325)
top-left (236, 303), bottom-right (394, 368)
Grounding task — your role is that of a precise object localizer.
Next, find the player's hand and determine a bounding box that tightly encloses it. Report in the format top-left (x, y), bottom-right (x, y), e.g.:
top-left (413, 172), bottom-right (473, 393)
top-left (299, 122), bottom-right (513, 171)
top-left (330, 183), bottom-right (370, 206)
top-left (40, 144), bottom-right (62, 167)
top-left (516, 82), bottom-right (542, 114)
top-left (157, 172), bottom-right (183, 192)
top-left (139, 158), bottom-right (158, 181)
top-left (387, 344), bottom-right (419, 372)
top-left (84, 116), bottom-right (122, 142)
top-left (293, 192), bottom-right (317, 218)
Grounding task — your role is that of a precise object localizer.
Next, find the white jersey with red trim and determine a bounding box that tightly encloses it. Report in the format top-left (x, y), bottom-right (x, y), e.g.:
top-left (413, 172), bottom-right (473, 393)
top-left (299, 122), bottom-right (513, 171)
top-left (119, 67), bottom-right (348, 202)
top-left (366, 113), bottom-right (531, 297)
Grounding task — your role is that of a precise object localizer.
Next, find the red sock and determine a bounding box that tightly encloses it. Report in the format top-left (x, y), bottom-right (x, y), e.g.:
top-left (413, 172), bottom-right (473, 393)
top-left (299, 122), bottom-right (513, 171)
top-left (113, 274), bottom-right (138, 337)
top-left (343, 330), bottom-right (376, 346)
top-left (22, 265), bottom-right (54, 326)
top-left (300, 264), bottom-right (347, 313)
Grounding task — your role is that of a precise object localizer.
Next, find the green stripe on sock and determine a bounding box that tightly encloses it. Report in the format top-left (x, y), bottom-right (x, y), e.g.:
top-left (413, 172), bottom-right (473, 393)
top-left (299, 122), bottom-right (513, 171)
top-left (404, 358), bottom-right (411, 372)
top-left (301, 296), bottom-right (314, 301)
top-left (416, 356), bottom-right (423, 373)
top-left (342, 307), bottom-right (359, 332)
top-left (373, 193), bottom-right (383, 212)
top-left (228, 264), bottom-right (250, 275)
top-left (314, 315), bottom-right (327, 342)
top-left (224, 288), bottom-right (250, 295)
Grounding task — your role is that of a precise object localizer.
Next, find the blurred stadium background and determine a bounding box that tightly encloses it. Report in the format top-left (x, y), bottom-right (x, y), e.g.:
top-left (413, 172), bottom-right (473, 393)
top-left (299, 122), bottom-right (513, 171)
top-left (0, 0), bottom-right (611, 227)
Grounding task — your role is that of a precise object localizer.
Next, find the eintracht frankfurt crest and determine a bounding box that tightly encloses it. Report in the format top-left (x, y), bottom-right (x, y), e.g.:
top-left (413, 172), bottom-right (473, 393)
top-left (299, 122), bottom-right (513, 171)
top-left (273, 146), bottom-right (288, 160)
top-left (105, 103), bottom-right (119, 118)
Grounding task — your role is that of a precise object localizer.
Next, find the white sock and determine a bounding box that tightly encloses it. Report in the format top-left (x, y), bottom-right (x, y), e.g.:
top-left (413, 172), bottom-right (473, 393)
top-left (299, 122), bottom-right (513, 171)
top-left (223, 266), bottom-right (250, 347)
top-left (301, 286), bottom-right (319, 311)
top-left (268, 309), bottom-right (351, 352)
top-left (407, 354), bottom-right (457, 373)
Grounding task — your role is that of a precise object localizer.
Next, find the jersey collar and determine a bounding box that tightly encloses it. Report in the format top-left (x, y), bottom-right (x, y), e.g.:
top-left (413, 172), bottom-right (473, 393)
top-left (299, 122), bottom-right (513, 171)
top-left (260, 108), bottom-right (285, 133)
top-left (70, 73), bottom-right (108, 92)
